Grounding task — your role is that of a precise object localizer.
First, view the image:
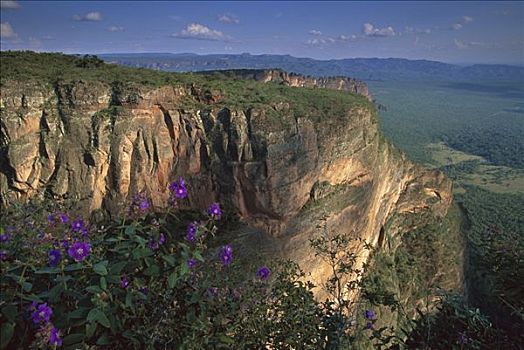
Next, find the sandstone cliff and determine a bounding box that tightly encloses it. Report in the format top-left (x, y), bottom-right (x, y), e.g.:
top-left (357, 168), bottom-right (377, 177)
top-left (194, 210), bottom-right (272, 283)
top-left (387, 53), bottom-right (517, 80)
top-left (0, 53), bottom-right (454, 296)
top-left (200, 69), bottom-right (371, 100)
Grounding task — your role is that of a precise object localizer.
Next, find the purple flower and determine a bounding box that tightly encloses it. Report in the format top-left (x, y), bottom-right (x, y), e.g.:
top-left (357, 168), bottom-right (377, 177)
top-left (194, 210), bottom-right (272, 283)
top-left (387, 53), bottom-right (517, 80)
top-left (187, 258), bottom-right (197, 269)
top-left (61, 239), bottom-right (69, 249)
top-left (129, 192), bottom-right (151, 215)
top-left (186, 222), bottom-right (197, 243)
top-left (365, 322), bottom-right (373, 330)
top-left (207, 287), bottom-right (218, 297)
top-left (48, 249), bottom-right (61, 267)
top-left (458, 331), bottom-right (469, 345)
top-left (139, 286), bottom-right (148, 296)
top-left (59, 213), bottom-right (69, 224)
top-left (169, 178), bottom-right (188, 199)
top-left (139, 198), bottom-right (150, 211)
top-left (67, 242), bottom-right (90, 262)
top-left (256, 266), bottom-right (271, 281)
top-left (47, 214), bottom-right (55, 224)
top-left (149, 241), bottom-right (159, 250)
top-left (219, 245), bottom-right (233, 266)
top-left (0, 250), bottom-right (7, 261)
top-left (49, 326), bottom-right (62, 347)
top-left (207, 203), bottom-right (222, 219)
top-left (120, 274), bottom-right (129, 289)
top-left (31, 303), bottom-right (53, 324)
top-left (364, 309), bottom-right (375, 320)
top-left (71, 219), bottom-right (85, 233)
top-left (148, 233), bottom-right (165, 250)
top-left (0, 233), bottom-right (10, 243)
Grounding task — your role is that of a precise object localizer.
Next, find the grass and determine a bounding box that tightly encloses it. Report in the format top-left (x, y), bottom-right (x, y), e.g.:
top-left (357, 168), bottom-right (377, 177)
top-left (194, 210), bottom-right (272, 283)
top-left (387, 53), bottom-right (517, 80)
top-left (428, 143), bottom-right (524, 194)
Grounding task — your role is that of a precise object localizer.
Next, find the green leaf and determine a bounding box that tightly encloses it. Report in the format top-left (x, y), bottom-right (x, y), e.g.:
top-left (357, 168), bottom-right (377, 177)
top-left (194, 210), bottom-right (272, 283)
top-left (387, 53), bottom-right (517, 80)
top-left (1, 305), bottom-right (17, 322)
top-left (87, 308), bottom-right (111, 328)
top-left (132, 248), bottom-right (153, 259)
top-left (161, 254), bottom-right (176, 266)
top-left (168, 271), bottom-right (176, 289)
top-left (96, 334), bottom-right (110, 345)
top-left (132, 235), bottom-right (147, 245)
top-left (93, 261), bottom-right (108, 276)
top-left (100, 277), bottom-right (107, 291)
top-left (106, 275), bottom-right (120, 284)
top-left (21, 294), bottom-right (43, 303)
top-left (143, 264), bottom-right (160, 276)
top-left (35, 267), bottom-right (61, 274)
top-left (86, 322), bottom-right (97, 338)
top-left (0, 322), bottom-right (14, 349)
top-left (124, 225), bottom-right (136, 236)
top-left (64, 263), bottom-right (84, 272)
top-left (62, 333), bottom-right (85, 346)
top-left (68, 307), bottom-right (89, 319)
top-left (180, 262), bottom-right (189, 276)
top-left (21, 281), bottom-right (32, 292)
top-left (48, 283), bottom-right (64, 303)
top-left (125, 292), bottom-right (133, 308)
top-left (86, 285), bottom-right (103, 294)
top-left (193, 251), bottom-right (205, 262)
top-left (219, 334), bottom-right (235, 345)
top-left (178, 242), bottom-right (190, 251)
top-left (109, 261), bottom-right (127, 275)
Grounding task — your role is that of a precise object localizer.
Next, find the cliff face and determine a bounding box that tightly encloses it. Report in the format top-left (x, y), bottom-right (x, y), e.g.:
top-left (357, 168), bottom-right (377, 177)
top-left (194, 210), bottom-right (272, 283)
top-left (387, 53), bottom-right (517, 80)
top-left (0, 72), bottom-right (453, 291)
top-left (206, 69), bottom-right (372, 100)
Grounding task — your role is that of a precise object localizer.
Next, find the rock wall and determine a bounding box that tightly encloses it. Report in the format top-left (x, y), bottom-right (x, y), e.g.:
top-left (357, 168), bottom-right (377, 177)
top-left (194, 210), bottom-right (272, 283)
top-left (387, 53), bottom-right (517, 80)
top-left (0, 77), bottom-right (452, 291)
top-left (204, 69), bottom-right (371, 100)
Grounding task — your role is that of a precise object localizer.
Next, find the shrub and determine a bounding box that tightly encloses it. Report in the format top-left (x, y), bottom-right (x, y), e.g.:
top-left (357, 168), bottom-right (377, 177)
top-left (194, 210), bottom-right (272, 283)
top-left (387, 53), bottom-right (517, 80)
top-left (0, 180), bottom-right (325, 349)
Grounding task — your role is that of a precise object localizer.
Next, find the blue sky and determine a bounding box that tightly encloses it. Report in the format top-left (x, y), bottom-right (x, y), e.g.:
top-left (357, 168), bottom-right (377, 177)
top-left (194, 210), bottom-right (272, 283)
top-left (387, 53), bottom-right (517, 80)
top-left (1, 1), bottom-right (523, 64)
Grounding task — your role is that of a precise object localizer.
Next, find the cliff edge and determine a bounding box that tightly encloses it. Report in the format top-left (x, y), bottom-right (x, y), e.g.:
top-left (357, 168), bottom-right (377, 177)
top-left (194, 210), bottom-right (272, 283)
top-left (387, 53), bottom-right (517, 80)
top-left (0, 52), bottom-right (455, 294)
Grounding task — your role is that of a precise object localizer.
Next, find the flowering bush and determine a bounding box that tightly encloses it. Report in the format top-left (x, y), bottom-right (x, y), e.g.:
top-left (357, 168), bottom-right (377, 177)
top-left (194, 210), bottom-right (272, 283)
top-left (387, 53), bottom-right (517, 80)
top-left (2, 179), bottom-right (507, 349)
top-left (0, 180), bottom-right (333, 349)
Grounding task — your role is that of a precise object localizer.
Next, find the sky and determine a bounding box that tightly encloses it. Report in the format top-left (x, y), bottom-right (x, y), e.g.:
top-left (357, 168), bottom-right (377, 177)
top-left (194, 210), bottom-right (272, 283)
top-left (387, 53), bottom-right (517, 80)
top-left (1, 1), bottom-right (523, 65)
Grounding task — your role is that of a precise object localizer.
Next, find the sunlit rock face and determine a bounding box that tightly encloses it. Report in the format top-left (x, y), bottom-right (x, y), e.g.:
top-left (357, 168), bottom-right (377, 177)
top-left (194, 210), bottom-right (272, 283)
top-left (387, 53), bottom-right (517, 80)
top-left (204, 68), bottom-right (372, 101)
top-left (0, 73), bottom-right (452, 291)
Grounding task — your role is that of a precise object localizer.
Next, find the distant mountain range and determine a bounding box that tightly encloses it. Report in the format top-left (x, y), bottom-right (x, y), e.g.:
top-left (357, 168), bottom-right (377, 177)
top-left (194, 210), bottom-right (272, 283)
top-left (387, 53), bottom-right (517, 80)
top-left (99, 53), bottom-right (524, 82)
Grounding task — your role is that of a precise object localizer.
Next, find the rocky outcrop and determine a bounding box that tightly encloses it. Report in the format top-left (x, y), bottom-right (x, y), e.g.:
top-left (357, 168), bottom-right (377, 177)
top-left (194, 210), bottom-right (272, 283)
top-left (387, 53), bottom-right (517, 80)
top-left (0, 74), bottom-right (452, 291)
top-left (203, 69), bottom-right (372, 100)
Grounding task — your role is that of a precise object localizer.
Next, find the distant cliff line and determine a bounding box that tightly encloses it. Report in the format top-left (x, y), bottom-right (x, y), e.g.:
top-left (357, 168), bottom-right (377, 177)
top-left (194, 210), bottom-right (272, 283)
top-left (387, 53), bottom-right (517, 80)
top-left (100, 52), bottom-right (524, 82)
top-left (195, 69), bottom-right (372, 100)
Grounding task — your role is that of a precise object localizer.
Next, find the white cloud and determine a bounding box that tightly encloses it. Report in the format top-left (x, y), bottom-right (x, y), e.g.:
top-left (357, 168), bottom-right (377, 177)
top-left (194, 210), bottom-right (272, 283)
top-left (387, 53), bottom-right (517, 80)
top-left (172, 23), bottom-right (230, 41)
top-left (0, 0), bottom-right (19, 9)
top-left (41, 35), bottom-right (54, 40)
top-left (362, 23), bottom-right (395, 37)
top-left (405, 26), bottom-right (431, 35)
top-left (73, 11), bottom-right (103, 22)
top-left (306, 37), bottom-right (336, 47)
top-left (463, 16), bottom-right (473, 23)
top-left (454, 38), bottom-right (468, 49)
top-left (339, 34), bottom-right (357, 41)
top-left (454, 38), bottom-right (499, 49)
top-left (218, 14), bottom-right (239, 24)
top-left (451, 23), bottom-right (463, 30)
top-left (309, 29), bottom-right (322, 36)
top-left (0, 22), bottom-right (17, 39)
top-left (108, 26), bottom-right (124, 32)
